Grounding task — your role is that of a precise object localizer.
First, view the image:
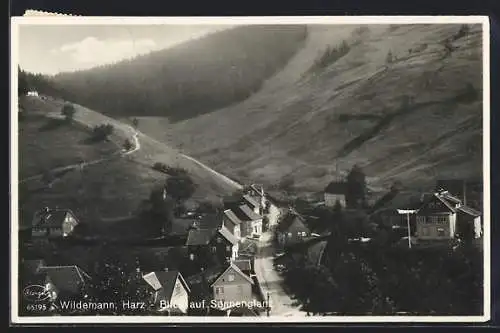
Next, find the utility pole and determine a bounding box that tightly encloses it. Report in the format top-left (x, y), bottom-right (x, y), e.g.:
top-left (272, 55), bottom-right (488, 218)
top-left (266, 292), bottom-right (270, 317)
top-left (397, 209), bottom-right (416, 249)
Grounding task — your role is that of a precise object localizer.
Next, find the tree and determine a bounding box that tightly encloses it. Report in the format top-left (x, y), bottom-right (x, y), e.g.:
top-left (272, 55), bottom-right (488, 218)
top-left (123, 139), bottom-right (133, 151)
top-left (386, 50), bottom-right (393, 64)
top-left (86, 246), bottom-right (155, 315)
top-left (197, 200), bottom-right (222, 214)
top-left (164, 173), bottom-right (197, 206)
top-left (146, 187), bottom-right (175, 235)
top-left (61, 103), bottom-right (76, 121)
top-left (442, 39), bottom-right (454, 57)
top-left (346, 164), bottom-right (366, 209)
top-left (18, 68), bottom-right (29, 97)
top-left (132, 118), bottom-right (139, 129)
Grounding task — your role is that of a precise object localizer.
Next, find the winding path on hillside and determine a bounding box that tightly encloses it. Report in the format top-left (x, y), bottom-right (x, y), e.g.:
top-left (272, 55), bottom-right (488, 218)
top-left (19, 119), bottom-right (140, 185)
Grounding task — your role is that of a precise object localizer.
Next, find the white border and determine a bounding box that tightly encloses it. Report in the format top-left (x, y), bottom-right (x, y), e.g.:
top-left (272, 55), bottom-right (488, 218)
top-left (10, 15), bottom-right (491, 324)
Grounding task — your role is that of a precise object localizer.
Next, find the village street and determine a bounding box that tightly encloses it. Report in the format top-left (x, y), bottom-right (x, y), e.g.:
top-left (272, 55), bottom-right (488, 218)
top-left (254, 203), bottom-right (306, 316)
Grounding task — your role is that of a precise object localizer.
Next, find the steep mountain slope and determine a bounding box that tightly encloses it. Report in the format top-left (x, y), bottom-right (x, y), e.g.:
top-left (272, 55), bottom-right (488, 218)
top-left (52, 25), bottom-right (307, 122)
top-left (136, 24), bottom-right (483, 193)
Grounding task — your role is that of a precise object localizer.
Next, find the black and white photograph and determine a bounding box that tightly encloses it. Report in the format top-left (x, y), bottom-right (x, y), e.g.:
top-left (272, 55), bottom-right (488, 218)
top-left (11, 16), bottom-right (490, 323)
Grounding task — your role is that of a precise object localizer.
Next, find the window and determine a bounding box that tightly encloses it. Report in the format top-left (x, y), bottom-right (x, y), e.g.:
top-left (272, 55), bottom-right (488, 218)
top-left (301, 232), bottom-right (307, 237)
top-left (420, 227), bottom-right (428, 236)
top-left (287, 232), bottom-right (292, 238)
top-left (189, 253), bottom-right (195, 261)
top-left (215, 287), bottom-right (224, 295)
top-left (211, 246), bottom-right (217, 253)
top-left (417, 216), bottom-right (426, 224)
top-left (226, 245), bottom-right (231, 251)
top-left (438, 216), bottom-right (448, 224)
top-left (228, 274), bottom-right (235, 282)
top-left (429, 216), bottom-right (438, 224)
top-left (437, 228), bottom-right (445, 237)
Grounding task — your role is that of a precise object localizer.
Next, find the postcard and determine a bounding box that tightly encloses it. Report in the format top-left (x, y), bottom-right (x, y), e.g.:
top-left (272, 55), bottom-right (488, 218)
top-left (10, 15), bottom-right (490, 324)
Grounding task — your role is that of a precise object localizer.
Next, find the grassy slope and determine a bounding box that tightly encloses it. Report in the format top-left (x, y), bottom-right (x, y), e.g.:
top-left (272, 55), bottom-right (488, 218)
top-left (19, 108), bottom-right (117, 179)
top-left (135, 24), bottom-right (483, 194)
top-left (19, 97), bottom-right (239, 231)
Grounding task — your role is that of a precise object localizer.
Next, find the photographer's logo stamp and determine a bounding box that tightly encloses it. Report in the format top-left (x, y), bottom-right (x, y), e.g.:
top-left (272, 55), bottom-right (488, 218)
top-left (23, 285), bottom-right (52, 303)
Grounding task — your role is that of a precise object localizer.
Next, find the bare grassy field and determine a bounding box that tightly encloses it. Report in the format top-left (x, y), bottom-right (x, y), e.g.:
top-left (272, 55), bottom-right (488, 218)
top-left (18, 114), bottom-right (117, 179)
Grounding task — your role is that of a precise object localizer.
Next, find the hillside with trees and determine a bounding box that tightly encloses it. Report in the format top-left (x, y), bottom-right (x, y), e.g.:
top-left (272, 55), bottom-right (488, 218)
top-left (45, 25), bottom-right (308, 122)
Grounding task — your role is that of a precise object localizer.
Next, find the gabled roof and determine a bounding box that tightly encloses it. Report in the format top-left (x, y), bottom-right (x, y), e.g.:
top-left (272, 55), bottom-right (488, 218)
top-left (457, 205), bottom-right (481, 217)
top-left (142, 270), bottom-right (190, 301)
top-left (277, 211), bottom-right (309, 233)
top-left (210, 262), bottom-right (254, 287)
top-left (418, 193), bottom-right (457, 213)
top-left (171, 218), bottom-right (198, 235)
top-left (223, 209), bottom-right (242, 226)
top-left (324, 181), bottom-right (348, 195)
top-left (32, 208), bottom-right (78, 228)
top-left (38, 265), bottom-right (90, 294)
top-left (185, 228), bottom-right (217, 246)
top-left (242, 194), bottom-right (260, 209)
top-left (238, 205), bottom-right (261, 221)
top-left (218, 226), bottom-right (238, 245)
top-left (439, 191), bottom-right (462, 205)
top-left (233, 259), bottom-right (252, 272)
top-left (198, 213), bottom-right (222, 230)
top-left (249, 184), bottom-right (265, 197)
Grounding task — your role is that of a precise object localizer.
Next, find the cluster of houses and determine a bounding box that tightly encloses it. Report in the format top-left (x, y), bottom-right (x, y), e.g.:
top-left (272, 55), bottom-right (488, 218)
top-left (21, 184), bottom-right (279, 316)
top-left (323, 177), bottom-right (483, 244)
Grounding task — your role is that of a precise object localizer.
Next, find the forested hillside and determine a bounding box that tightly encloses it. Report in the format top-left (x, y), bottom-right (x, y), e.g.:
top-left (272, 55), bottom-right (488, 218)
top-left (48, 25), bottom-right (307, 122)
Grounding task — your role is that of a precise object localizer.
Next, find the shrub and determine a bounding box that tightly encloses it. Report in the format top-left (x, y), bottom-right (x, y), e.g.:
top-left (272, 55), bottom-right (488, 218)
top-left (386, 51), bottom-right (393, 64)
top-left (92, 123), bottom-right (114, 141)
top-left (165, 173), bottom-right (197, 204)
top-left (61, 103), bottom-right (76, 121)
top-left (309, 40), bottom-right (351, 73)
top-left (453, 24), bottom-right (470, 41)
top-left (123, 139), bottom-right (133, 151)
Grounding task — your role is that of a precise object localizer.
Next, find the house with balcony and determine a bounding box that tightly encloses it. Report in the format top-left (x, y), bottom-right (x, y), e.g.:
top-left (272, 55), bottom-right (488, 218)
top-left (415, 189), bottom-right (482, 242)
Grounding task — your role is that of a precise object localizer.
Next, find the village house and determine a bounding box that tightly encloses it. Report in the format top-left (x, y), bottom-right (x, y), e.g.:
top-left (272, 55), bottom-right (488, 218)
top-left (275, 210), bottom-right (311, 248)
top-left (232, 259), bottom-right (255, 278)
top-left (456, 205), bottom-right (482, 240)
top-left (222, 209), bottom-right (242, 239)
top-left (324, 181), bottom-right (348, 208)
top-left (248, 184), bottom-right (267, 209)
top-left (243, 194), bottom-right (262, 215)
top-left (142, 270), bottom-right (191, 314)
top-left (37, 265), bottom-right (91, 301)
top-left (211, 262), bottom-right (254, 308)
top-left (415, 190), bottom-right (482, 241)
top-left (186, 225), bottom-right (239, 267)
top-left (235, 204), bottom-right (263, 237)
top-left (31, 207), bottom-right (80, 239)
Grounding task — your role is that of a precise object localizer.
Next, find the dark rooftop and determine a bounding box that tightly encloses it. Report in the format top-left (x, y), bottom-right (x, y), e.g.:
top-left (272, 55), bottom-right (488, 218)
top-left (185, 228), bottom-right (217, 246)
top-left (324, 181), bottom-right (348, 195)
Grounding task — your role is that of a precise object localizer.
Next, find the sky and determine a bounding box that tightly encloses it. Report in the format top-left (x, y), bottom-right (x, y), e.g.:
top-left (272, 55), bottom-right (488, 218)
top-left (18, 25), bottom-right (229, 75)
